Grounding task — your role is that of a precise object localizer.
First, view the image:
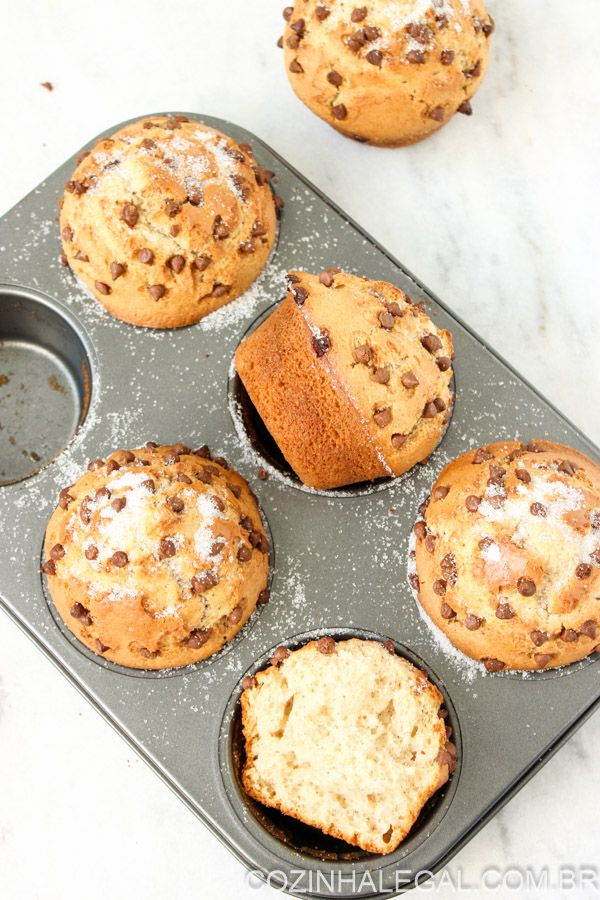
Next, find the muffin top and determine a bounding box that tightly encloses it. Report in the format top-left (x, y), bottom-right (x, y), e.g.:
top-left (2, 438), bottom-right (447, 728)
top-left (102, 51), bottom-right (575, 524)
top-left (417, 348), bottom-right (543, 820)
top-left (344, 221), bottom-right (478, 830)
top-left (43, 443), bottom-right (269, 668)
top-left (286, 269), bottom-right (454, 469)
top-left (414, 440), bottom-right (600, 671)
top-left (241, 637), bottom-right (455, 854)
top-left (60, 115), bottom-right (278, 327)
top-left (281, 0), bottom-right (493, 144)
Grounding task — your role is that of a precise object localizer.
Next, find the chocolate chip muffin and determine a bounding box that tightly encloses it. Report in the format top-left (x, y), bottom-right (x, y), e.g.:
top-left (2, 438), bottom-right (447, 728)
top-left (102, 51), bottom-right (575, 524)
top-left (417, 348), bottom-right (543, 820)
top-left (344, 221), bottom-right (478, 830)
top-left (279, 0), bottom-right (494, 146)
top-left (42, 443), bottom-right (270, 669)
top-left (59, 116), bottom-right (279, 328)
top-left (413, 441), bottom-right (600, 672)
top-left (241, 637), bottom-right (455, 854)
top-left (235, 269), bottom-right (453, 489)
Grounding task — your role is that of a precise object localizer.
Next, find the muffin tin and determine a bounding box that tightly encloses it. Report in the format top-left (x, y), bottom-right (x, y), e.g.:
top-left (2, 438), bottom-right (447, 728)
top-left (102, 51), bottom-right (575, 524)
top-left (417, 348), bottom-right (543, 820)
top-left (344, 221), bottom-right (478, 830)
top-left (1, 112), bottom-right (599, 898)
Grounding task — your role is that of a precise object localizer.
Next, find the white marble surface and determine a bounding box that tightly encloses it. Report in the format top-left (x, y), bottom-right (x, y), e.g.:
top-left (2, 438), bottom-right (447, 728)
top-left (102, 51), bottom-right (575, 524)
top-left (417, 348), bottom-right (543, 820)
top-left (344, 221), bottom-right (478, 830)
top-left (1, 1), bottom-right (599, 898)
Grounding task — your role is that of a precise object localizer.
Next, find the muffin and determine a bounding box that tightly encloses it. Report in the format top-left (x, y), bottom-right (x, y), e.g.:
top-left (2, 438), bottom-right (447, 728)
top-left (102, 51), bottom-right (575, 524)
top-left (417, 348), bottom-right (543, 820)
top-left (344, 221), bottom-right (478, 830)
top-left (241, 637), bottom-right (455, 854)
top-left (59, 115), bottom-right (279, 328)
top-left (413, 440), bottom-right (600, 671)
top-left (279, 0), bottom-right (494, 146)
top-left (235, 269), bottom-right (453, 489)
top-left (42, 443), bottom-right (269, 669)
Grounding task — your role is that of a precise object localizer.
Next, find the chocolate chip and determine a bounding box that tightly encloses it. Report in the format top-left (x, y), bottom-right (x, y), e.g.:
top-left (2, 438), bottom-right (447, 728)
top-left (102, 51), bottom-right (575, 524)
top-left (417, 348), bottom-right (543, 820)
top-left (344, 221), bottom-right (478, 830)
top-left (407, 49), bottom-right (426, 64)
top-left (140, 138), bottom-right (156, 150)
top-left (561, 628), bottom-right (578, 643)
top-left (136, 248), bottom-right (153, 265)
top-left (70, 602), bottom-right (92, 625)
top-left (106, 459), bottom-right (121, 474)
top-left (60, 251), bottom-right (68, 266)
top-left (441, 553), bottom-right (457, 584)
top-left (441, 49), bottom-right (455, 65)
top-left (122, 204), bottom-right (138, 228)
top-left (473, 448), bottom-right (493, 464)
top-left (458, 100), bottom-right (473, 116)
top-left (192, 571), bottom-right (218, 593)
top-left (391, 433), bottom-right (408, 449)
top-left (167, 496), bottom-right (184, 513)
top-left (434, 398), bottom-right (446, 411)
top-left (315, 4), bottom-right (330, 21)
top-left (170, 224), bottom-right (181, 237)
top-left (270, 646), bottom-right (290, 666)
top-left (414, 521), bottom-right (427, 540)
top-left (193, 256), bottom-right (211, 272)
top-left (440, 601), bottom-right (455, 619)
top-left (576, 563), bottom-right (592, 579)
top-left (165, 199), bottom-right (180, 218)
top-left (433, 579), bottom-right (447, 596)
top-left (579, 620), bottom-right (597, 641)
top-left (109, 261), bottom-right (126, 282)
top-left (185, 628), bottom-right (212, 649)
top-left (274, 195), bottom-right (285, 209)
top-left (515, 577), bottom-right (536, 598)
top-left (496, 601), bottom-right (514, 620)
top-left (177, 473), bottom-right (192, 485)
top-left (327, 70), bottom-right (343, 87)
top-left (428, 106), bottom-right (445, 122)
top-left (530, 502), bottom-right (546, 517)
top-left (213, 455), bottom-right (228, 469)
top-left (239, 240), bottom-right (255, 255)
top-left (289, 59), bottom-right (304, 73)
top-left (378, 310), bottom-right (395, 329)
top-left (149, 284), bottom-right (166, 301)
top-left (292, 285), bottom-right (308, 305)
top-left (482, 657), bottom-right (505, 673)
top-left (87, 459), bottom-right (104, 472)
top-left (467, 60), bottom-right (482, 78)
top-left (421, 333), bottom-right (442, 353)
top-left (524, 442), bottom-right (543, 453)
top-left (173, 114), bottom-right (189, 123)
top-left (213, 217), bottom-right (230, 239)
top-left (534, 653), bottom-right (552, 669)
top-left (242, 675), bottom-right (257, 690)
top-left (110, 551), bottom-right (128, 567)
top-left (373, 407), bottom-right (391, 428)
top-left (73, 250), bottom-right (89, 262)
top-left (346, 29), bottom-right (366, 52)
top-left (332, 103), bottom-right (347, 120)
top-left (465, 495), bottom-right (481, 512)
top-left (351, 6), bottom-right (367, 21)
top-left (530, 630), bottom-right (548, 647)
top-left (283, 6), bottom-right (293, 21)
top-left (317, 636), bottom-right (336, 654)
top-left (139, 647), bottom-right (159, 659)
top-left (210, 284), bottom-right (230, 298)
top-left (167, 255), bottom-right (185, 274)
top-left (311, 332), bottom-right (331, 357)
top-left (94, 281), bottom-right (111, 295)
top-left (228, 606), bottom-right (243, 624)
top-left (257, 588), bottom-right (270, 606)
top-left (363, 25), bottom-right (379, 40)
top-left (425, 534), bottom-right (436, 553)
top-left (58, 491), bottom-right (74, 510)
top-left (409, 572), bottom-right (420, 591)
top-left (252, 220), bottom-right (267, 237)
top-left (319, 268), bottom-right (340, 286)
top-left (436, 356), bottom-right (451, 373)
top-left (514, 469), bottom-right (531, 484)
top-left (433, 485), bottom-right (450, 501)
top-left (406, 23), bottom-right (433, 43)
top-left (121, 450), bottom-right (135, 463)
top-left (366, 49), bottom-right (383, 66)
top-left (85, 544), bottom-right (98, 561)
top-left (483, 17), bottom-right (495, 36)
top-left (211, 495), bottom-right (225, 513)
top-left (489, 465), bottom-right (506, 481)
top-left (61, 226), bottom-right (74, 242)
top-left (353, 344), bottom-right (371, 364)
top-left (111, 497), bottom-right (126, 513)
top-left (508, 448), bottom-right (523, 461)
top-left (237, 544), bottom-right (252, 562)
top-left (158, 538), bottom-right (176, 559)
top-left (41, 560), bottom-right (56, 576)
top-left (465, 613), bottom-right (483, 631)
top-left (370, 367), bottom-right (390, 384)
top-left (290, 17), bottom-right (305, 35)
top-left (558, 460), bottom-right (578, 476)
top-left (422, 401), bottom-right (438, 418)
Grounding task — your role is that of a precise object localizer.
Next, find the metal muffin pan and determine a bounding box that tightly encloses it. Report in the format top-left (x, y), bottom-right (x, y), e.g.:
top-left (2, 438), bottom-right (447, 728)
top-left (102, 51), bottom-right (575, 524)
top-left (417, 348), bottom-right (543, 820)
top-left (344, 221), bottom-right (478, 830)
top-left (0, 112), bottom-right (599, 899)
